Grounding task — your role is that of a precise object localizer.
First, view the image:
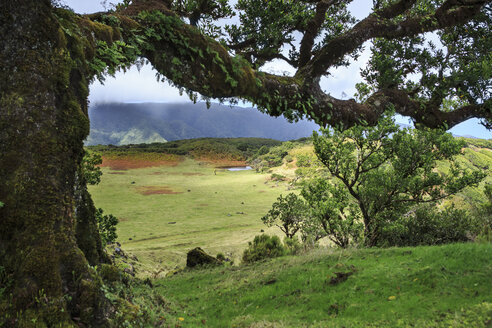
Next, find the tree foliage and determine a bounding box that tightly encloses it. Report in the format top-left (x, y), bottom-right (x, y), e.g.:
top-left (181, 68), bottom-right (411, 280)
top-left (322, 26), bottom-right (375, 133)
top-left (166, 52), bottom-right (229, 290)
top-left (82, 151), bottom-right (103, 185)
top-left (95, 208), bottom-right (119, 245)
top-left (301, 178), bottom-right (363, 248)
top-left (261, 193), bottom-right (307, 239)
top-left (65, 0), bottom-right (491, 129)
top-left (313, 116), bottom-right (485, 246)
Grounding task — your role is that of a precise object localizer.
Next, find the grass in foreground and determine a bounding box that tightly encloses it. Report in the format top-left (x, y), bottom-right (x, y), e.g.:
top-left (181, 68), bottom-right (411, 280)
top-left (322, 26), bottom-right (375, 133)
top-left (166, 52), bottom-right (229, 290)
top-left (145, 243), bottom-right (492, 327)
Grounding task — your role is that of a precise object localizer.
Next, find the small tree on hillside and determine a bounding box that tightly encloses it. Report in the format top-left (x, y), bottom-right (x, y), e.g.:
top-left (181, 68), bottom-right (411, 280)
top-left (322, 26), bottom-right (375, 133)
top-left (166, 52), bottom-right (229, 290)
top-left (262, 193), bottom-right (307, 239)
top-left (313, 116), bottom-right (485, 246)
top-left (301, 178), bottom-right (363, 248)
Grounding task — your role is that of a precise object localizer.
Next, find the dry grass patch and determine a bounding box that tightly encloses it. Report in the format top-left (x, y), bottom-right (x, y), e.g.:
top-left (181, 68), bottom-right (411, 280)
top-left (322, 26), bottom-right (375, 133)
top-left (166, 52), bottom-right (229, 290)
top-left (135, 186), bottom-right (183, 195)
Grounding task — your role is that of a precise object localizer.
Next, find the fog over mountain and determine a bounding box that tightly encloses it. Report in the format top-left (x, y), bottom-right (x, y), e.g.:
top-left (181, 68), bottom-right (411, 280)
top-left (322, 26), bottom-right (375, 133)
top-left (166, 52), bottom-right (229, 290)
top-left (86, 102), bottom-right (320, 145)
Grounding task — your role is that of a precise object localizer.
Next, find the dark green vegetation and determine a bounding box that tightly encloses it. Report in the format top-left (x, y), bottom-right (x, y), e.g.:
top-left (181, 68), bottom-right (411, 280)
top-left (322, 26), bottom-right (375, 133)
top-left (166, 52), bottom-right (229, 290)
top-left (0, 0), bottom-right (491, 326)
top-left (86, 102), bottom-right (318, 145)
top-left (153, 243), bottom-right (492, 327)
top-left (89, 137), bottom-right (282, 160)
top-left (261, 194), bottom-right (307, 239)
top-left (242, 234), bottom-right (287, 263)
top-left (312, 117), bottom-right (485, 246)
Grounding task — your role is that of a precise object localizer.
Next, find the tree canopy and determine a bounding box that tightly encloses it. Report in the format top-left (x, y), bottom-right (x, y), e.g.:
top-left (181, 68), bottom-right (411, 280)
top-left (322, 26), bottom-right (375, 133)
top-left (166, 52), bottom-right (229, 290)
top-left (0, 0), bottom-right (490, 326)
top-left (67, 0), bottom-right (491, 129)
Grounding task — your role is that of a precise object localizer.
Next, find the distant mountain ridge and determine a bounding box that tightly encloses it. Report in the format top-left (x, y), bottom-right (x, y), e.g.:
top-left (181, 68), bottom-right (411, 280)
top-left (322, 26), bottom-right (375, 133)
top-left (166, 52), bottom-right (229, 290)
top-left (86, 102), bottom-right (320, 145)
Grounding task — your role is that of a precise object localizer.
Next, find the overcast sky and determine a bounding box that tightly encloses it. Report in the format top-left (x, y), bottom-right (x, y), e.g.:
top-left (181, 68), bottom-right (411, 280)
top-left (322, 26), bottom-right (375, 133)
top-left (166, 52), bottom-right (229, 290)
top-left (62, 0), bottom-right (491, 139)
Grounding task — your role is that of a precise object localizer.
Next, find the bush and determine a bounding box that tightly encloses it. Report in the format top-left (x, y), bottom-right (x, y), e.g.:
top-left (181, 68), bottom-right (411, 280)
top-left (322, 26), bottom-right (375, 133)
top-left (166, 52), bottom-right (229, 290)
top-left (257, 145), bottom-right (269, 156)
top-left (379, 204), bottom-right (477, 247)
top-left (242, 235), bottom-right (286, 263)
top-left (270, 173), bottom-right (286, 182)
top-left (283, 236), bottom-right (302, 255)
top-left (96, 208), bottom-right (118, 245)
top-left (476, 184), bottom-right (492, 241)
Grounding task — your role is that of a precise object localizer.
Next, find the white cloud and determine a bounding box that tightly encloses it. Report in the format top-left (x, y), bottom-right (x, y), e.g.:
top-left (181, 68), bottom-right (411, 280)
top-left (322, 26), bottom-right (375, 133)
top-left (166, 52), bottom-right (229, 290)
top-left (320, 44), bottom-right (372, 99)
top-left (61, 0), bottom-right (121, 14)
top-left (89, 64), bottom-right (189, 104)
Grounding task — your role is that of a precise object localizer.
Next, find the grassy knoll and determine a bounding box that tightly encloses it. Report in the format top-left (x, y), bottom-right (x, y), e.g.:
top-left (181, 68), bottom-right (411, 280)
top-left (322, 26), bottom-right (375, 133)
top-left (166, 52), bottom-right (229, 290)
top-left (89, 157), bottom-right (289, 276)
top-left (147, 243), bottom-right (492, 327)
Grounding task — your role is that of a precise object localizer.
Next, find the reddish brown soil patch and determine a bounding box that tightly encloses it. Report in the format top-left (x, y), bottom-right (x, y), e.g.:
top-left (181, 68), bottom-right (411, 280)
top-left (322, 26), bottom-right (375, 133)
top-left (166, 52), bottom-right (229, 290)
top-left (198, 203), bottom-right (209, 207)
top-left (182, 172), bottom-right (204, 176)
top-left (152, 172), bottom-right (163, 175)
top-left (101, 157), bottom-right (181, 170)
top-left (136, 186), bottom-right (183, 196)
top-left (118, 217), bottom-right (129, 222)
top-left (258, 190), bottom-right (266, 193)
top-left (109, 172), bottom-right (126, 175)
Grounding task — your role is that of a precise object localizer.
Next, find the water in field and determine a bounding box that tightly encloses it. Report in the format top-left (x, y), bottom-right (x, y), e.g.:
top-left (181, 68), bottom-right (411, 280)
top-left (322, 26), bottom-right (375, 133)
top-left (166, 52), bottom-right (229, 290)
top-left (226, 166), bottom-right (252, 171)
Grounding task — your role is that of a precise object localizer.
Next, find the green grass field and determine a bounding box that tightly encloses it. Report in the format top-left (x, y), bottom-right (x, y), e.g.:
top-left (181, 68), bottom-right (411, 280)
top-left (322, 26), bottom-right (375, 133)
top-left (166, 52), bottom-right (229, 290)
top-left (130, 243), bottom-right (492, 327)
top-left (89, 158), bottom-right (289, 276)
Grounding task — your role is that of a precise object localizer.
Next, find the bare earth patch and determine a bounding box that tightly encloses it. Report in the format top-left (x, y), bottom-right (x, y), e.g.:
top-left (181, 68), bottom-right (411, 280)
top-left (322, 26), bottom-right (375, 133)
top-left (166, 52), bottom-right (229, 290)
top-left (136, 186), bottom-right (183, 195)
top-left (109, 171), bottom-right (126, 174)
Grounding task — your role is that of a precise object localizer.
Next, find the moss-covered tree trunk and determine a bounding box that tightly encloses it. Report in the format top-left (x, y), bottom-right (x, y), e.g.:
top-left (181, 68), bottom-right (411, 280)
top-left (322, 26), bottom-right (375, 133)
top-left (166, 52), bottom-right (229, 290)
top-left (0, 0), bottom-right (108, 325)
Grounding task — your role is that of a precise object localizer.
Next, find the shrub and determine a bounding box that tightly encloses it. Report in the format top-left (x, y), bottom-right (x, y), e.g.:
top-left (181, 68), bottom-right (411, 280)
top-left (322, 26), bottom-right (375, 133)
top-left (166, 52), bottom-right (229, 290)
top-left (477, 184), bottom-right (492, 241)
top-left (96, 208), bottom-right (118, 245)
top-left (284, 155), bottom-right (293, 163)
top-left (270, 173), bottom-right (286, 182)
top-left (257, 145), bottom-right (269, 156)
top-left (242, 235), bottom-right (286, 263)
top-left (379, 204), bottom-right (477, 247)
top-left (283, 236), bottom-right (302, 255)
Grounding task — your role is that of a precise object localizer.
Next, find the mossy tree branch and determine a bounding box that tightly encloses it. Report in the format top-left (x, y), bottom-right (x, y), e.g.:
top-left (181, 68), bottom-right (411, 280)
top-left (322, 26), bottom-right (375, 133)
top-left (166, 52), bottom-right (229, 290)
top-left (83, 0), bottom-right (491, 129)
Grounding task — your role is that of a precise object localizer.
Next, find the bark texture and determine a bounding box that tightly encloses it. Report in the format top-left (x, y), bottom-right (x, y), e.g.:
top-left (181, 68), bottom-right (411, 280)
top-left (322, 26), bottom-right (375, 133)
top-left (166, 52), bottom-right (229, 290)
top-left (0, 0), bottom-right (108, 326)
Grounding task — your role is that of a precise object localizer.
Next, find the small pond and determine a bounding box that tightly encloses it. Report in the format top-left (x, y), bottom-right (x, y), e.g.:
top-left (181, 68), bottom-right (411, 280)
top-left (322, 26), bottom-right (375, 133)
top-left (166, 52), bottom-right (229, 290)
top-left (226, 166), bottom-right (252, 171)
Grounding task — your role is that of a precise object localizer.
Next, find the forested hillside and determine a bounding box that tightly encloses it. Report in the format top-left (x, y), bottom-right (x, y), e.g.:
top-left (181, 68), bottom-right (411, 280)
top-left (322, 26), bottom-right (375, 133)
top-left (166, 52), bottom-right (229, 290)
top-left (86, 102), bottom-right (319, 145)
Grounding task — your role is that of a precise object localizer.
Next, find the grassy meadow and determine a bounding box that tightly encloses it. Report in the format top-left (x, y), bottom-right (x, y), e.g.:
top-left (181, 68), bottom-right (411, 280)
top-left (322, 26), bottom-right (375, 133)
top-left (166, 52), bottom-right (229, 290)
top-left (88, 137), bottom-right (492, 277)
top-left (89, 157), bottom-right (289, 276)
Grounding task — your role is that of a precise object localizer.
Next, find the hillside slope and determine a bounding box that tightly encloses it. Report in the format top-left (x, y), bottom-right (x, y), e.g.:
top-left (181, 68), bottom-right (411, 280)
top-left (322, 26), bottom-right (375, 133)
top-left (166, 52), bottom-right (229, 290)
top-left (149, 243), bottom-right (492, 327)
top-left (86, 102), bottom-right (319, 145)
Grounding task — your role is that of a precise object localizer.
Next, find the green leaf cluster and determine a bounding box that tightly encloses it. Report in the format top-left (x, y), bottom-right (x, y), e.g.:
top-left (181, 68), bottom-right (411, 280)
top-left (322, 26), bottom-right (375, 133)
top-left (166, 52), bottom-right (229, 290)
top-left (261, 193), bottom-right (307, 239)
top-left (312, 116), bottom-right (485, 246)
top-left (96, 208), bottom-right (118, 245)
